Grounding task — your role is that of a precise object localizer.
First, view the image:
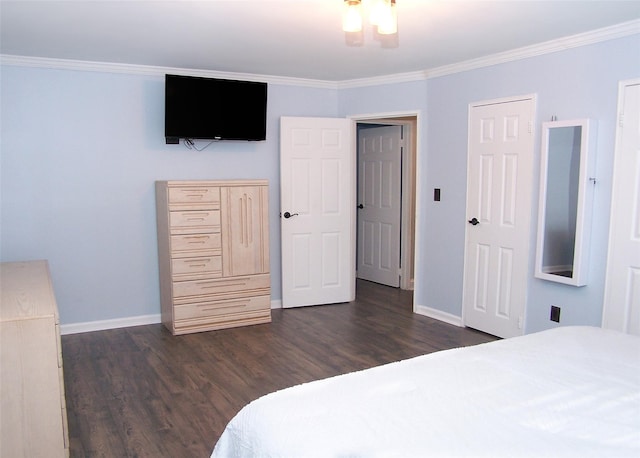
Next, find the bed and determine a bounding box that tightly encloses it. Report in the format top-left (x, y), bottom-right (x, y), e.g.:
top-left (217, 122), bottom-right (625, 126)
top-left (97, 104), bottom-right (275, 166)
top-left (211, 326), bottom-right (640, 457)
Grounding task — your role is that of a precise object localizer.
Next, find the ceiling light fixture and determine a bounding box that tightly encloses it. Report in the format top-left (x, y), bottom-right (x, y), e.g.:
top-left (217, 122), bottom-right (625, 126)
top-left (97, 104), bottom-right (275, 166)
top-left (342, 0), bottom-right (397, 35)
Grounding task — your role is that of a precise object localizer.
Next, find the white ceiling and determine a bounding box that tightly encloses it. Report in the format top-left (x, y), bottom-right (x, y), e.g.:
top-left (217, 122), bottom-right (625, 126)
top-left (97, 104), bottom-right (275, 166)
top-left (1, 0), bottom-right (639, 82)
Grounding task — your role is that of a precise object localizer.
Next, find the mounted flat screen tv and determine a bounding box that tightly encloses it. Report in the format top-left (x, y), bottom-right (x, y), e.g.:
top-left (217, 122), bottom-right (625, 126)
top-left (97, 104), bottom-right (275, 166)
top-left (165, 74), bottom-right (267, 143)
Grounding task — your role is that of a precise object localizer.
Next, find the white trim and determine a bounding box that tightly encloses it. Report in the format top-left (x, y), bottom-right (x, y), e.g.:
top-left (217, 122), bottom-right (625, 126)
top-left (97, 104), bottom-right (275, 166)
top-left (60, 313), bottom-right (161, 335)
top-left (426, 19), bottom-right (640, 79)
top-left (414, 304), bottom-right (464, 328)
top-left (349, 110), bottom-right (421, 296)
top-left (470, 93), bottom-right (539, 109)
top-left (0, 54), bottom-right (338, 89)
top-left (347, 109), bottom-right (421, 121)
top-left (60, 299), bottom-right (282, 334)
top-left (337, 71), bottom-right (428, 89)
top-left (1, 20), bottom-right (637, 88)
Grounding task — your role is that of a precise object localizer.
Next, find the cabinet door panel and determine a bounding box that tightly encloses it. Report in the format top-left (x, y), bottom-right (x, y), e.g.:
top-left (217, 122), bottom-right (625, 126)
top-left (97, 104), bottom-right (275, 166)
top-left (221, 186), bottom-right (269, 276)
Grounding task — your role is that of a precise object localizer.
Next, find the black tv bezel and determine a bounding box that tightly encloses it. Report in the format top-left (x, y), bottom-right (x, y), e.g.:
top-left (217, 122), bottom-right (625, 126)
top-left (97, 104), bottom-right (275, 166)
top-left (164, 74), bottom-right (267, 143)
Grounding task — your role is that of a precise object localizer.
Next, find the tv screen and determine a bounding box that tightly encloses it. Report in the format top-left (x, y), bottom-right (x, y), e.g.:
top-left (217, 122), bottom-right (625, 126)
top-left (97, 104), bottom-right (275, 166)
top-left (165, 74), bottom-right (267, 143)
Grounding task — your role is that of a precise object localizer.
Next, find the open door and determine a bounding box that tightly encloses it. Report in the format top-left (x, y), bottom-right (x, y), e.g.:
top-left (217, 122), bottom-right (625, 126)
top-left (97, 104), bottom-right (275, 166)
top-left (280, 117), bottom-right (355, 308)
top-left (357, 125), bottom-right (402, 287)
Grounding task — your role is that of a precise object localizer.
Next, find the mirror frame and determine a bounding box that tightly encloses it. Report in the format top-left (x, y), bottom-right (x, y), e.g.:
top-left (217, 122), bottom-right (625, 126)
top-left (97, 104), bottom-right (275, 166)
top-left (535, 118), bottom-right (596, 286)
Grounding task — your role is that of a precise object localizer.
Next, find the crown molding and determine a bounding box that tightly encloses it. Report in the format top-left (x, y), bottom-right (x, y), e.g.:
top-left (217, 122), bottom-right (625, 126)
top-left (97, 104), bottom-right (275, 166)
top-left (0, 54), bottom-right (339, 89)
top-left (337, 70), bottom-right (428, 89)
top-left (425, 19), bottom-right (640, 79)
top-left (1, 19), bottom-right (638, 88)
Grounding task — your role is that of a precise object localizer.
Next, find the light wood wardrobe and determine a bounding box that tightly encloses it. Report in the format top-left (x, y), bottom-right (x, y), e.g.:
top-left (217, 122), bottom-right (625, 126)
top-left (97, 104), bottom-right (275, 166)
top-left (155, 180), bottom-right (270, 335)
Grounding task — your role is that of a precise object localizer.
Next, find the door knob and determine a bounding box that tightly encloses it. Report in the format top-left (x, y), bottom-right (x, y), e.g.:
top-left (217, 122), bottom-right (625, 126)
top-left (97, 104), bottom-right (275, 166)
top-left (283, 211), bottom-right (299, 219)
top-left (468, 217), bottom-right (480, 226)
top-left (357, 204), bottom-right (364, 209)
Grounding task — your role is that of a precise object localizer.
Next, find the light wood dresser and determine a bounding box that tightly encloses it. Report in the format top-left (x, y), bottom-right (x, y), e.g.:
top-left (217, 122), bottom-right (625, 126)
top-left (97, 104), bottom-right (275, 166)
top-left (0, 260), bottom-right (69, 457)
top-left (156, 180), bottom-right (271, 335)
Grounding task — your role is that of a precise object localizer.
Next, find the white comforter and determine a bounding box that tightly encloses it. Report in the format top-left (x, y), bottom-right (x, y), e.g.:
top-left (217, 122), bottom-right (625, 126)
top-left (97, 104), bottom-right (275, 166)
top-left (211, 326), bottom-right (640, 457)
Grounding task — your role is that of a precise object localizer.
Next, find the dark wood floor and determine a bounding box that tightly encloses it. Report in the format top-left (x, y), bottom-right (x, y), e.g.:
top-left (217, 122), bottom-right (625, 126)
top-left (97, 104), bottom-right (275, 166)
top-left (62, 280), bottom-right (497, 457)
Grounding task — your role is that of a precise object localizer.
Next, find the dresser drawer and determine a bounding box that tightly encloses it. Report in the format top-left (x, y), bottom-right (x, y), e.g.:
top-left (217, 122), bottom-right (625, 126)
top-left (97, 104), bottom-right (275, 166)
top-left (173, 274), bottom-right (270, 299)
top-left (169, 186), bottom-right (219, 205)
top-left (171, 256), bottom-right (222, 277)
top-left (174, 295), bottom-right (270, 321)
top-left (170, 210), bottom-right (220, 229)
top-left (171, 233), bottom-right (221, 253)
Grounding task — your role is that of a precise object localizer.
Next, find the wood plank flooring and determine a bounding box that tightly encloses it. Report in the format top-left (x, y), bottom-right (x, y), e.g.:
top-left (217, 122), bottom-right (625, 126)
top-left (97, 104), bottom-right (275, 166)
top-left (62, 280), bottom-right (497, 457)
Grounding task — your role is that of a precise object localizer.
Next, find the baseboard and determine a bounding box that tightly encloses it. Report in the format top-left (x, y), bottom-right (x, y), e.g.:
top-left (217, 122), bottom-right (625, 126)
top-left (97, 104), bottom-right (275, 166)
top-left (413, 304), bottom-right (464, 327)
top-left (61, 300), bottom-right (283, 335)
top-left (271, 299), bottom-right (283, 309)
top-left (61, 301), bottom-right (452, 334)
top-left (60, 314), bottom-right (162, 335)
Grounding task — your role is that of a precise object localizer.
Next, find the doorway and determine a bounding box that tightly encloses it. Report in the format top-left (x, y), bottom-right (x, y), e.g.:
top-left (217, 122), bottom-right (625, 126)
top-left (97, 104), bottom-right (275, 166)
top-left (278, 113), bottom-right (418, 309)
top-left (354, 115), bottom-right (418, 291)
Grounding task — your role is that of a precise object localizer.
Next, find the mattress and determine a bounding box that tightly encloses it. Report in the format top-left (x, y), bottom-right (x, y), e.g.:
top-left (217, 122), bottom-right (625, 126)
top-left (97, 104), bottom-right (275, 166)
top-left (211, 326), bottom-right (640, 457)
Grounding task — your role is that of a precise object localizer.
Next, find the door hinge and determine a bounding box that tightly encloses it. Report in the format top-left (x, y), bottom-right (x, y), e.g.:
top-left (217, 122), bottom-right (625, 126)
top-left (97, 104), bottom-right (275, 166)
top-left (528, 121), bottom-right (533, 134)
top-left (619, 113), bottom-right (625, 128)
top-left (518, 316), bottom-right (523, 329)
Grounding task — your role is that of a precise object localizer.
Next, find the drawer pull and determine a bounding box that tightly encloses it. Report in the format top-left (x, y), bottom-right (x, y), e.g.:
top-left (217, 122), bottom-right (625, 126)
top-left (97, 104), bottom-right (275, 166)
top-left (183, 190), bottom-right (209, 198)
top-left (200, 283), bottom-right (245, 289)
top-left (185, 236), bottom-right (210, 245)
top-left (197, 280), bottom-right (247, 289)
top-left (201, 301), bottom-right (247, 312)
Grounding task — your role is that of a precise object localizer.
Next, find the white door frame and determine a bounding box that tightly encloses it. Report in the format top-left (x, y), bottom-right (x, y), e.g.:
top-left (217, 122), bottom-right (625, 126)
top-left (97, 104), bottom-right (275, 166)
top-left (349, 111), bottom-right (422, 295)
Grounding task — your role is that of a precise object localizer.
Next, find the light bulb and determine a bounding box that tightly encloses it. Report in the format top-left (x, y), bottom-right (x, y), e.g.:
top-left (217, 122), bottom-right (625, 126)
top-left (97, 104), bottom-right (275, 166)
top-left (377, 0), bottom-right (397, 35)
top-left (369, 0), bottom-right (388, 26)
top-left (343, 0), bottom-right (363, 33)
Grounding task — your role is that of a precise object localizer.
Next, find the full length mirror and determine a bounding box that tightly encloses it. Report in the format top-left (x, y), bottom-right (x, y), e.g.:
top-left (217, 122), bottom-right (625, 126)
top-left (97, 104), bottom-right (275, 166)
top-left (535, 119), bottom-right (596, 286)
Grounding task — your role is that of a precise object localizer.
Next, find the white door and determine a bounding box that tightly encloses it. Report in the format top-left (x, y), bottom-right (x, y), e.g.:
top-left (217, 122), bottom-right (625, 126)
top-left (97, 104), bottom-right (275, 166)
top-left (357, 125), bottom-right (402, 287)
top-left (280, 117), bottom-right (355, 308)
top-left (603, 80), bottom-right (640, 335)
top-left (463, 96), bottom-right (535, 338)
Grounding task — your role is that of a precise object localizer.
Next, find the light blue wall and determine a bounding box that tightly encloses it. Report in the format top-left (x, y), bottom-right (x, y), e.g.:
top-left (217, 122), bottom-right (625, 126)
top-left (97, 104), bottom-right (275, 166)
top-left (0, 67), bottom-right (338, 324)
top-left (339, 80), bottom-right (428, 116)
top-left (419, 34), bottom-right (639, 333)
top-left (2, 33), bottom-right (638, 332)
